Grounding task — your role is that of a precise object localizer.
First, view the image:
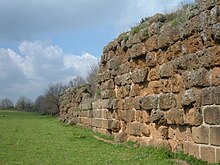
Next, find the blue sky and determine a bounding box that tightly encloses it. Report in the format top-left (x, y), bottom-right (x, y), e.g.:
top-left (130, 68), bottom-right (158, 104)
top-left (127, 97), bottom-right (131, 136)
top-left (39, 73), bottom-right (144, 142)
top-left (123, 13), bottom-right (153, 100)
top-left (0, 0), bottom-right (195, 103)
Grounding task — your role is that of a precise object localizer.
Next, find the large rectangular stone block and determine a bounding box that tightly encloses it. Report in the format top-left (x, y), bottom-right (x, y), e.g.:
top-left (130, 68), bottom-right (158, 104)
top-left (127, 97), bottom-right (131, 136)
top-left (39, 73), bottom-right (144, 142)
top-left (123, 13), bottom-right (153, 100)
top-left (159, 94), bottom-right (177, 110)
top-left (121, 110), bottom-right (135, 122)
top-left (192, 126), bottom-right (209, 144)
top-left (183, 142), bottom-right (200, 159)
top-left (215, 86), bottom-right (220, 105)
top-left (182, 68), bottom-right (209, 89)
top-left (127, 122), bottom-right (142, 136)
top-left (131, 68), bottom-right (148, 83)
top-left (210, 127), bottom-right (220, 146)
top-left (204, 106), bottom-right (220, 125)
top-left (200, 146), bottom-right (215, 163)
top-left (101, 119), bottom-right (113, 129)
top-left (159, 62), bottom-right (173, 78)
top-left (201, 87), bottom-right (215, 105)
top-left (140, 95), bottom-right (158, 110)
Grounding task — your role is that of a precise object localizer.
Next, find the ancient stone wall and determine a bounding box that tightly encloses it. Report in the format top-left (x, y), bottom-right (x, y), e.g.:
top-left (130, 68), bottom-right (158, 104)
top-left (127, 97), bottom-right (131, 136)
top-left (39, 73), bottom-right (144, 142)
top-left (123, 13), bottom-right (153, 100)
top-left (59, 0), bottom-right (220, 163)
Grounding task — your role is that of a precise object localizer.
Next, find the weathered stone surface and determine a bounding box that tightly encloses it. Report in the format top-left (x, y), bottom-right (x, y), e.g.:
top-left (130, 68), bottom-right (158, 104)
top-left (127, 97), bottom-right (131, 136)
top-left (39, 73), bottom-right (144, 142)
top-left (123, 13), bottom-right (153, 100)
top-left (183, 68), bottom-right (209, 89)
top-left (107, 57), bottom-right (120, 70)
top-left (210, 67), bottom-right (220, 86)
top-left (185, 108), bottom-right (203, 126)
top-left (201, 87), bottom-right (215, 105)
top-left (215, 86), bottom-right (220, 105)
top-left (117, 85), bottom-right (130, 99)
top-left (131, 68), bottom-right (148, 83)
top-left (115, 73), bottom-right (131, 86)
top-left (171, 74), bottom-right (184, 93)
top-left (111, 120), bottom-right (121, 131)
top-left (127, 122), bottom-right (142, 136)
top-left (217, 148), bottom-right (220, 163)
top-left (181, 88), bottom-right (199, 106)
top-left (159, 94), bottom-right (177, 110)
top-left (166, 108), bottom-right (184, 125)
top-left (121, 110), bottom-right (135, 123)
top-left (183, 142), bottom-right (200, 159)
top-left (146, 52), bottom-right (157, 67)
top-left (148, 66), bottom-right (160, 81)
top-left (204, 106), bottom-right (220, 125)
top-left (124, 97), bottom-right (134, 110)
top-left (159, 62), bottom-right (173, 78)
top-left (101, 119), bottom-right (113, 129)
top-left (200, 146), bottom-right (215, 163)
top-left (150, 109), bottom-right (166, 124)
top-left (101, 89), bottom-right (115, 99)
top-left (192, 126), bottom-right (209, 144)
top-left (140, 95), bottom-right (158, 110)
top-left (210, 127), bottom-right (220, 146)
top-left (129, 43), bottom-right (147, 59)
top-left (114, 132), bottom-right (128, 143)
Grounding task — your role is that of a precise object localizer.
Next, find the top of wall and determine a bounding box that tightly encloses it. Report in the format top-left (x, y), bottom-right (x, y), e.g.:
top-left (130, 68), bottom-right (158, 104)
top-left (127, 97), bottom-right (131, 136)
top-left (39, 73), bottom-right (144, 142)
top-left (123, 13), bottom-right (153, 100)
top-left (101, 0), bottom-right (219, 58)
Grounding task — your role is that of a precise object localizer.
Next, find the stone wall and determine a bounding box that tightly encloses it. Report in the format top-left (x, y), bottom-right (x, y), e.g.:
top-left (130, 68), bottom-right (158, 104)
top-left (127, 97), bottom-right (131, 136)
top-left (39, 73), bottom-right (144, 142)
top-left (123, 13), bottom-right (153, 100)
top-left (59, 0), bottom-right (220, 163)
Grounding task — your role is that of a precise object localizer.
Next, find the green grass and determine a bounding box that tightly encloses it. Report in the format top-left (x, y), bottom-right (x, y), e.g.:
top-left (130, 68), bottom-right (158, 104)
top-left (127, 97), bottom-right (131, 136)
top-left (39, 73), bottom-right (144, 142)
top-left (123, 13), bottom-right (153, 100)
top-left (0, 111), bottom-right (209, 165)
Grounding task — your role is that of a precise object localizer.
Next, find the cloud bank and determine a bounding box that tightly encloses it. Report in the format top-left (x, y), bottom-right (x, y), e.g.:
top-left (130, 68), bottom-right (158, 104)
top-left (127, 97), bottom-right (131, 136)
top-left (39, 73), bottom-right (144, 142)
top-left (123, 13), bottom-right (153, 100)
top-left (0, 41), bottom-right (98, 102)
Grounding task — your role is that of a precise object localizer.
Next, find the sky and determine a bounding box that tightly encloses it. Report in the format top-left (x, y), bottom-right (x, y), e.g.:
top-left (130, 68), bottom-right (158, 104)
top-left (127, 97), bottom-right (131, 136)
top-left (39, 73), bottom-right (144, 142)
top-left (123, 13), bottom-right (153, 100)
top-left (0, 0), bottom-right (195, 103)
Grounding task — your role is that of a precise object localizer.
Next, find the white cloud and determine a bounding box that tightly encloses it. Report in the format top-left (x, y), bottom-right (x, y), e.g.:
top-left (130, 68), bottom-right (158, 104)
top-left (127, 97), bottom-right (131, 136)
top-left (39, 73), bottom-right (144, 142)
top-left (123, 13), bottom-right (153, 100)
top-left (0, 40), bottom-right (98, 102)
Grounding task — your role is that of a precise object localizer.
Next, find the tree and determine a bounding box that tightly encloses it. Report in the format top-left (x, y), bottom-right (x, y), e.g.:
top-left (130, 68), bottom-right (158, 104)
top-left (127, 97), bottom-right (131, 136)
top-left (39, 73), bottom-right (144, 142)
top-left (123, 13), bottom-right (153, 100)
top-left (0, 98), bottom-right (14, 110)
top-left (34, 95), bottom-right (47, 115)
top-left (15, 96), bottom-right (33, 111)
top-left (68, 76), bottom-right (86, 88)
top-left (87, 63), bottom-right (99, 96)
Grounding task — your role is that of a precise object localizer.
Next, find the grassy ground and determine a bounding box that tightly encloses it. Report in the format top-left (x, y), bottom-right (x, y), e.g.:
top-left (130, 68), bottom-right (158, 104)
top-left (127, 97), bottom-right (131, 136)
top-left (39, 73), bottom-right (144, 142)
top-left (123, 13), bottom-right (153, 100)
top-left (0, 111), bottom-right (209, 165)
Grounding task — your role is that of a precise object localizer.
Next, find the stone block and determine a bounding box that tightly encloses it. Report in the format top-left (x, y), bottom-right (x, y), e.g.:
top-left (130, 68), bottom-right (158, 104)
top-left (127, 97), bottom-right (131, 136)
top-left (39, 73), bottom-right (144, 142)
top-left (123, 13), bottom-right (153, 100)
top-left (210, 67), bottom-right (220, 86)
top-left (148, 66), bottom-right (160, 81)
top-left (96, 128), bottom-right (112, 136)
top-left (124, 97), bottom-right (134, 110)
top-left (131, 68), bottom-right (148, 83)
top-left (101, 119), bottom-right (113, 129)
top-left (107, 57), bottom-right (120, 70)
top-left (217, 148), bottom-right (220, 163)
top-left (204, 106), bottom-right (220, 125)
top-left (101, 109), bottom-right (112, 119)
top-left (183, 142), bottom-right (200, 159)
top-left (171, 74), bottom-right (184, 93)
top-left (117, 85), bottom-right (130, 99)
top-left (181, 88), bottom-right (199, 106)
top-left (159, 62), bottom-right (173, 78)
top-left (185, 108), bottom-right (203, 126)
top-left (200, 146), bottom-right (215, 163)
top-left (140, 124), bottom-right (150, 137)
top-left (115, 73), bottom-right (131, 86)
top-left (166, 108), bottom-right (184, 125)
top-left (182, 68), bottom-right (209, 89)
top-left (145, 35), bottom-right (158, 52)
top-left (134, 97), bottom-right (141, 110)
top-left (210, 127), bottom-right (220, 146)
top-left (127, 122), bottom-right (142, 136)
top-left (140, 95), bottom-right (158, 110)
top-left (215, 86), bottom-right (220, 105)
top-left (111, 120), bottom-right (121, 131)
top-left (129, 43), bottom-right (147, 59)
top-left (201, 87), bottom-right (215, 105)
top-left (101, 89), bottom-right (115, 99)
top-left (146, 52), bottom-right (157, 67)
top-left (150, 109), bottom-right (166, 124)
top-left (136, 110), bottom-right (150, 123)
top-left (159, 93), bottom-right (177, 110)
top-left (103, 79), bottom-right (115, 90)
top-left (114, 132), bottom-right (128, 143)
top-left (192, 126), bottom-right (209, 144)
top-left (121, 110), bottom-right (135, 123)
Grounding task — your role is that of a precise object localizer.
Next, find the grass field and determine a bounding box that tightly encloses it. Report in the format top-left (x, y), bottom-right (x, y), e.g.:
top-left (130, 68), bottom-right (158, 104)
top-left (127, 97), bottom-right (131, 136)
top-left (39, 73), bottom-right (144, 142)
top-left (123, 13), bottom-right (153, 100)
top-left (0, 111), bottom-right (209, 165)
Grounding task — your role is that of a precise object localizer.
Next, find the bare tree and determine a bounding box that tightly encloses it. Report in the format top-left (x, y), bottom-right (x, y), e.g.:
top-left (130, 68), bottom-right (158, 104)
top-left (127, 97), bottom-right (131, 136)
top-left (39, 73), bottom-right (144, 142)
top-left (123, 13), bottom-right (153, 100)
top-left (68, 76), bottom-right (86, 88)
top-left (87, 63), bottom-right (99, 96)
top-left (0, 98), bottom-right (14, 110)
top-left (15, 96), bottom-right (33, 111)
top-left (34, 95), bottom-right (46, 115)
top-left (44, 82), bottom-right (67, 115)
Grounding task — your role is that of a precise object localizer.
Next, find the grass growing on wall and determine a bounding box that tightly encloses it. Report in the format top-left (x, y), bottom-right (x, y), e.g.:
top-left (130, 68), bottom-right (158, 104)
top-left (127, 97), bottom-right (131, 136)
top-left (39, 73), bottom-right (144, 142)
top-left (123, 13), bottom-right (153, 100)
top-left (0, 111), bottom-right (211, 165)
